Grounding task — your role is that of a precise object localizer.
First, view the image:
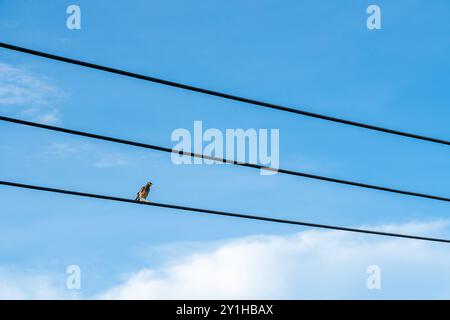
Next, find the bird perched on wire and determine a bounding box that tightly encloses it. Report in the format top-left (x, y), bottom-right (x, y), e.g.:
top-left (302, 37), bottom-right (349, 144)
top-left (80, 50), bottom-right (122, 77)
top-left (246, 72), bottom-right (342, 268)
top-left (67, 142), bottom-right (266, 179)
top-left (135, 181), bottom-right (153, 202)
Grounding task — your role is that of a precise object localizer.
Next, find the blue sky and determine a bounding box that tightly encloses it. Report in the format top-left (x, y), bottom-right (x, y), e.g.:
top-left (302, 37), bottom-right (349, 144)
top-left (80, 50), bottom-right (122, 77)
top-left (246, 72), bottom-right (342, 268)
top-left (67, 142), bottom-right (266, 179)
top-left (0, 0), bottom-right (449, 299)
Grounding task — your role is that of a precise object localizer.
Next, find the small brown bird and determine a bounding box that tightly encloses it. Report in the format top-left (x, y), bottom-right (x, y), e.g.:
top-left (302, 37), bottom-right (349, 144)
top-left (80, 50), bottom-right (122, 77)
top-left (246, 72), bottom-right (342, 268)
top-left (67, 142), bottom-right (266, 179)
top-left (135, 181), bottom-right (153, 202)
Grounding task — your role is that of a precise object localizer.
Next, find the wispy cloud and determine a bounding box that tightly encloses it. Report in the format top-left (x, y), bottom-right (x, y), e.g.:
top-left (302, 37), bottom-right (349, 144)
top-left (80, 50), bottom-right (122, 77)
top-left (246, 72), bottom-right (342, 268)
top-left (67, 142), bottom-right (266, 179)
top-left (44, 142), bottom-right (83, 158)
top-left (43, 141), bottom-right (144, 168)
top-left (0, 62), bottom-right (66, 124)
top-left (93, 153), bottom-right (133, 168)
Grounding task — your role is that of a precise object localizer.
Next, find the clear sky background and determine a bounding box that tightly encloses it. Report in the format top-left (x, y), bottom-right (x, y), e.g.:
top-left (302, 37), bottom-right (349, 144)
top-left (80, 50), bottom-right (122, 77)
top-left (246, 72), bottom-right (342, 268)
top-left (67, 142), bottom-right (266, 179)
top-left (0, 0), bottom-right (449, 299)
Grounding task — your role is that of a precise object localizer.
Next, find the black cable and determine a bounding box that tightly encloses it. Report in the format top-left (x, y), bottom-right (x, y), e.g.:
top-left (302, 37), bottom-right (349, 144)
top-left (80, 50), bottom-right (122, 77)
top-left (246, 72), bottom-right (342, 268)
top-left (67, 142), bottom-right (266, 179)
top-left (1, 115), bottom-right (449, 203)
top-left (0, 180), bottom-right (449, 244)
top-left (1, 42), bottom-right (449, 147)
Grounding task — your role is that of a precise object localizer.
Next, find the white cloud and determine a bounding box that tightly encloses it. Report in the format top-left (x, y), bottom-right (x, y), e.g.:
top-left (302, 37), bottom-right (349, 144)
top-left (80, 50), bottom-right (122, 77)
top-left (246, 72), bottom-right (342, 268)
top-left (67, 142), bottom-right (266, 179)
top-left (0, 62), bottom-right (65, 124)
top-left (99, 220), bottom-right (450, 299)
top-left (0, 268), bottom-right (77, 300)
top-left (1, 220), bottom-right (450, 299)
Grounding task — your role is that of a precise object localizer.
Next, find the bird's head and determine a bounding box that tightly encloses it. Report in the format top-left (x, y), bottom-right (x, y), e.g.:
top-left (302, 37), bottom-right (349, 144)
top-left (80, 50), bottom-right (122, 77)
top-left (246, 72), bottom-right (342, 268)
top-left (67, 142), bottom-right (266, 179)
top-left (146, 181), bottom-right (153, 188)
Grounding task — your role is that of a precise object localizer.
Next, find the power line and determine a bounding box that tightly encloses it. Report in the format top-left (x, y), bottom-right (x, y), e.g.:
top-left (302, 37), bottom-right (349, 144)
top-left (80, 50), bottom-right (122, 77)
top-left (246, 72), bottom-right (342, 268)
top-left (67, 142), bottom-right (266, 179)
top-left (1, 180), bottom-right (449, 244)
top-left (1, 115), bottom-right (449, 203)
top-left (1, 41), bottom-right (449, 147)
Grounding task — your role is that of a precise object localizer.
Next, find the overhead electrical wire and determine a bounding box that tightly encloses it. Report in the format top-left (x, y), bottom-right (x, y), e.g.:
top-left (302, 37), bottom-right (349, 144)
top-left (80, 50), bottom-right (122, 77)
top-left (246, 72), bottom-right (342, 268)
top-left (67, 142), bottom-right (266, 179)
top-left (0, 42), bottom-right (449, 147)
top-left (1, 180), bottom-right (449, 244)
top-left (1, 42), bottom-right (449, 246)
top-left (1, 115), bottom-right (449, 203)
